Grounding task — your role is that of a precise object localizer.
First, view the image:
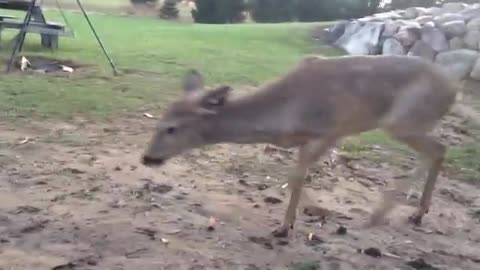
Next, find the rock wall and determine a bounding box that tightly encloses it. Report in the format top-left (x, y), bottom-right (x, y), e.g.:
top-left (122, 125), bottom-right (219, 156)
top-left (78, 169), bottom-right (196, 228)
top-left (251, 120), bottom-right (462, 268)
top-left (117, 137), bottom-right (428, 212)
top-left (325, 2), bottom-right (480, 81)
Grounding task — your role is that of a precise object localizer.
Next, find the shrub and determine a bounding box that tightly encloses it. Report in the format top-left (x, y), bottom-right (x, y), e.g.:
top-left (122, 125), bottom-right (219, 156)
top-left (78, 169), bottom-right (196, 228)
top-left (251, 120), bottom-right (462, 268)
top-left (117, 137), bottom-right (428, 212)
top-left (388, 0), bottom-right (437, 9)
top-left (130, 0), bottom-right (158, 6)
top-left (295, 0), bottom-right (382, 22)
top-left (160, 0), bottom-right (180, 19)
top-left (192, 0), bottom-right (246, 24)
top-left (249, 0), bottom-right (295, 23)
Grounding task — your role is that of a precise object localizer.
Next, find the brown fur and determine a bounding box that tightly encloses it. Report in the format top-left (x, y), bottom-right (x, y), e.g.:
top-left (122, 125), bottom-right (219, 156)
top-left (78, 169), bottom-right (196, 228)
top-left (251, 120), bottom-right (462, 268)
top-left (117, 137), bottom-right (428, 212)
top-left (142, 54), bottom-right (462, 237)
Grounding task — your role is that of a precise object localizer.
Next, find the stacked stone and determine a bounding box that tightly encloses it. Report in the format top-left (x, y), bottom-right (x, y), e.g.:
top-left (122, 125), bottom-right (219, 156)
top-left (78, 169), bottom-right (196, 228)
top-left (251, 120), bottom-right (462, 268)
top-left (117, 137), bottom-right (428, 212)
top-left (325, 2), bottom-right (480, 81)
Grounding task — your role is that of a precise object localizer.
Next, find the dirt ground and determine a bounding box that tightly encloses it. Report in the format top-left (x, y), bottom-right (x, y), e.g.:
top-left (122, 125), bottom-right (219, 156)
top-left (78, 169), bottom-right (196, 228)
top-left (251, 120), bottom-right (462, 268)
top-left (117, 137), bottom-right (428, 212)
top-left (0, 105), bottom-right (479, 270)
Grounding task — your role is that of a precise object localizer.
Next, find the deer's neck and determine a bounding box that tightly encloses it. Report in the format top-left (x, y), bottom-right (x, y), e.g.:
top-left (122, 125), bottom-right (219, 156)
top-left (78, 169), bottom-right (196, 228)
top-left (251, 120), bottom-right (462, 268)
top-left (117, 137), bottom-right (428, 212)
top-left (203, 95), bottom-right (280, 145)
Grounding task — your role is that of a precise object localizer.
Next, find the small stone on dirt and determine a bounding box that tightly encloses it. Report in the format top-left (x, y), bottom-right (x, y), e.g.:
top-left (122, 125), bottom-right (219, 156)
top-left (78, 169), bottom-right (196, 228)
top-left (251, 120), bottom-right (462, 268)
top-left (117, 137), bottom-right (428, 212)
top-left (336, 226), bottom-right (347, 235)
top-left (306, 233), bottom-right (325, 246)
top-left (135, 227), bottom-right (157, 240)
top-left (362, 247), bottom-right (382, 258)
top-left (0, 238), bottom-right (10, 243)
top-left (276, 239), bottom-right (289, 246)
top-left (238, 179), bottom-right (249, 186)
top-left (19, 220), bottom-right (48, 234)
top-left (264, 196), bottom-right (282, 204)
top-left (248, 236), bottom-right (274, 249)
top-left (109, 199), bottom-right (126, 208)
top-left (52, 262), bottom-right (76, 270)
top-left (12, 205), bottom-right (41, 214)
top-left (469, 208), bottom-right (480, 220)
top-left (303, 206), bottom-right (331, 218)
top-left (64, 167), bottom-right (86, 174)
top-left (257, 183), bottom-right (269, 190)
top-left (245, 264), bottom-right (261, 270)
top-left (292, 261), bottom-right (320, 270)
top-left (141, 181), bottom-right (173, 194)
top-left (407, 258), bottom-right (439, 270)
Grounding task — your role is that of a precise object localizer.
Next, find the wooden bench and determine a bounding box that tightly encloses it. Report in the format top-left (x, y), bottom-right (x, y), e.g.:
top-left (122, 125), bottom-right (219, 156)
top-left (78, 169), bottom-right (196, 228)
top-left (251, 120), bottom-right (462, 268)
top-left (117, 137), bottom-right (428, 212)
top-left (0, 1), bottom-right (74, 50)
top-left (0, 18), bottom-right (73, 49)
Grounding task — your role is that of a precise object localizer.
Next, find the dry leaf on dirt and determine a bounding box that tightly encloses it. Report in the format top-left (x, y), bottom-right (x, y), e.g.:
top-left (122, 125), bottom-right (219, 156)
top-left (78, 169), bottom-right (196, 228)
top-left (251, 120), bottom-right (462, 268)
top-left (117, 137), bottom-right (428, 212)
top-left (143, 113), bottom-right (155, 119)
top-left (17, 137), bottom-right (30, 145)
top-left (161, 238), bottom-right (169, 244)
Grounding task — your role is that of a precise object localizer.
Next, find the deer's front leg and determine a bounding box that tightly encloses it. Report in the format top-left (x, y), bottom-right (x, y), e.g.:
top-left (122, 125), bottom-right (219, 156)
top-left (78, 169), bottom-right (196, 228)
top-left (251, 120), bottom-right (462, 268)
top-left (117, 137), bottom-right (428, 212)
top-left (272, 139), bottom-right (335, 238)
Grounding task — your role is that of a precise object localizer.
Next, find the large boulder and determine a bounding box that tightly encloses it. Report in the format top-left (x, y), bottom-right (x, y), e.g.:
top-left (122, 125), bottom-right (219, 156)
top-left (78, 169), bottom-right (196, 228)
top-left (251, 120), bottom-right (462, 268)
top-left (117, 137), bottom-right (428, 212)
top-left (467, 18), bottom-right (480, 32)
top-left (373, 11), bottom-right (403, 20)
top-left (358, 16), bottom-right (380, 23)
top-left (422, 7), bottom-right (443, 17)
top-left (421, 27), bottom-right (449, 52)
top-left (325, 20), bottom-right (349, 43)
top-left (334, 21), bottom-right (362, 47)
top-left (382, 38), bottom-right (406, 55)
top-left (416, 15), bottom-right (433, 25)
top-left (404, 7), bottom-right (420, 19)
top-left (337, 22), bottom-right (384, 55)
top-left (470, 57), bottom-right (480, 80)
top-left (433, 13), bottom-right (466, 27)
top-left (450, 36), bottom-right (466, 50)
top-left (435, 49), bottom-right (479, 80)
top-left (397, 20), bottom-right (421, 29)
top-left (394, 28), bottom-right (420, 47)
top-left (382, 20), bottom-right (399, 38)
top-left (464, 30), bottom-right (480, 50)
top-left (441, 2), bottom-right (466, 14)
top-left (423, 21), bottom-right (435, 29)
top-left (439, 20), bottom-right (467, 38)
top-left (408, 41), bottom-right (436, 62)
top-left (460, 4), bottom-right (480, 21)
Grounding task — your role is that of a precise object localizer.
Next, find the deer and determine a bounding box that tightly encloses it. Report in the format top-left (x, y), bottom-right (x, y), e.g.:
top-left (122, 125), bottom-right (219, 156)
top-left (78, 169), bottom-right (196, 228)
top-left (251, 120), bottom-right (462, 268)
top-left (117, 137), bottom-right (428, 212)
top-left (141, 54), bottom-right (473, 238)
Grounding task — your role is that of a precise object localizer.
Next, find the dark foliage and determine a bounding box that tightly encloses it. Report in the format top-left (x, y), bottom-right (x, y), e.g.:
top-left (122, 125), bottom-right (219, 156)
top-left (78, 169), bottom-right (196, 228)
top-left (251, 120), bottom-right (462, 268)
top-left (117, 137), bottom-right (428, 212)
top-left (192, 0), bottom-right (246, 24)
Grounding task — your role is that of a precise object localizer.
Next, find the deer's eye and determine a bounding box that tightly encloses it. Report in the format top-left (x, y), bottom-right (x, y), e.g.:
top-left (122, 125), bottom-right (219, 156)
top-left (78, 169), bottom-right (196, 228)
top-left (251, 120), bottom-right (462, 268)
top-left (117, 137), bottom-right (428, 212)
top-left (166, 126), bottom-right (176, 135)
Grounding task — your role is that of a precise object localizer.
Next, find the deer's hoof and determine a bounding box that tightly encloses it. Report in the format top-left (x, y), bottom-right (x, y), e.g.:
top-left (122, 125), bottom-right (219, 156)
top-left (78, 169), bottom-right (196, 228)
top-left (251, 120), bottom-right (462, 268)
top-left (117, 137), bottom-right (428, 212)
top-left (272, 225), bottom-right (291, 238)
top-left (408, 214), bottom-right (423, 226)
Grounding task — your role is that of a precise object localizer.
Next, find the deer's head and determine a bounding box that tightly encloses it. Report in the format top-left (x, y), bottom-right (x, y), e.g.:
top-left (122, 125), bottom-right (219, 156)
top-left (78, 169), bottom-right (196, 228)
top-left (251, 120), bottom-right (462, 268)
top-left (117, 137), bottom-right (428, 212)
top-left (141, 69), bottom-right (233, 167)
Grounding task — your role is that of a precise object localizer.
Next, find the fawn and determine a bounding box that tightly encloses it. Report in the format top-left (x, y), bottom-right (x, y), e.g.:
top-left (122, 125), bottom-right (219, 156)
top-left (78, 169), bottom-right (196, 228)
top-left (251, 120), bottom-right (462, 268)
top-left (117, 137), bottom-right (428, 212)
top-left (141, 54), bottom-right (470, 237)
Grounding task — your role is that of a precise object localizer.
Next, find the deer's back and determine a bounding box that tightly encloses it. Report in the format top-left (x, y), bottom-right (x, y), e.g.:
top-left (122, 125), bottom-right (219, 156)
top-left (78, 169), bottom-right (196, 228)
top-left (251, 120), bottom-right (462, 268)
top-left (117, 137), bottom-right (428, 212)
top-left (265, 55), bottom-right (458, 138)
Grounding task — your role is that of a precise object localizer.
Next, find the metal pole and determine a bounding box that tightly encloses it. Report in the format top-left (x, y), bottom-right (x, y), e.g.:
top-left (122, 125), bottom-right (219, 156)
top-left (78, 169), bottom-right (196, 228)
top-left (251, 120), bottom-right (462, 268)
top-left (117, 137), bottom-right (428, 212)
top-left (6, 0), bottom-right (37, 72)
top-left (75, 0), bottom-right (119, 76)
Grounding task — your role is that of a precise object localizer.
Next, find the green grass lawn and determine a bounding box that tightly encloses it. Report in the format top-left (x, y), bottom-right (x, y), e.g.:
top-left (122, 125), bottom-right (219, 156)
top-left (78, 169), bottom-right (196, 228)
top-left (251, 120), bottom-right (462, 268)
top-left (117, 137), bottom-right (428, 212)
top-left (0, 9), bottom-right (477, 183)
top-left (48, 0), bottom-right (130, 9)
top-left (0, 10), bottom-right (336, 118)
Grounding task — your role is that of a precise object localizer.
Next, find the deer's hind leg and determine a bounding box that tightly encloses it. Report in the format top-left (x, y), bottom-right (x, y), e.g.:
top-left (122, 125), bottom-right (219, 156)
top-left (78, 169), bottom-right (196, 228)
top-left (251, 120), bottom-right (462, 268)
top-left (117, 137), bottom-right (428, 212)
top-left (273, 138), bottom-right (336, 238)
top-left (370, 126), bottom-right (446, 226)
top-left (394, 134), bottom-right (445, 225)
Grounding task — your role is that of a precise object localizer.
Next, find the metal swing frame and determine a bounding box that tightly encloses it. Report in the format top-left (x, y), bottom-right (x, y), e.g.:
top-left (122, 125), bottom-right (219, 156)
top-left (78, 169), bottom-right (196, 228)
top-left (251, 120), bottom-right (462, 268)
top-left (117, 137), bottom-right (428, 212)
top-left (6, 0), bottom-right (118, 75)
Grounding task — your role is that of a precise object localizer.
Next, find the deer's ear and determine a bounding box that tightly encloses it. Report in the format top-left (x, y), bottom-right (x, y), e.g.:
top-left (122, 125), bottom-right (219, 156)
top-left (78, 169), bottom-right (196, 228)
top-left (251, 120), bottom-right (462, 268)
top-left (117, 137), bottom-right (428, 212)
top-left (199, 85), bottom-right (233, 110)
top-left (182, 69), bottom-right (204, 94)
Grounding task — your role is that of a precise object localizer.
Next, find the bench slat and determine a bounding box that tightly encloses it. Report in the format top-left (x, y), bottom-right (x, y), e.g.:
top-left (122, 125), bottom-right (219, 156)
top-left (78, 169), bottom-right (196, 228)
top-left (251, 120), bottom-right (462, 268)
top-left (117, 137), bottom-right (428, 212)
top-left (0, 21), bottom-right (74, 37)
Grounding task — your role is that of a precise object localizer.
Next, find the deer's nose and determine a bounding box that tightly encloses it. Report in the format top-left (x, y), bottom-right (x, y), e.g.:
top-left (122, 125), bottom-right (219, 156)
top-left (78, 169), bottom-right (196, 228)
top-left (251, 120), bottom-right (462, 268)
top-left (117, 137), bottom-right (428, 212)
top-left (141, 155), bottom-right (165, 166)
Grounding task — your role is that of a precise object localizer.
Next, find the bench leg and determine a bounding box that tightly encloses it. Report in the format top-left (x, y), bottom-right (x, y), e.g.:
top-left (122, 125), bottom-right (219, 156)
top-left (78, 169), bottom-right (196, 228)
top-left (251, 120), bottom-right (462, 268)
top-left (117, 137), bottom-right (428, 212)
top-left (50, 35), bottom-right (58, 50)
top-left (41, 35), bottom-right (58, 50)
top-left (41, 34), bottom-right (51, 48)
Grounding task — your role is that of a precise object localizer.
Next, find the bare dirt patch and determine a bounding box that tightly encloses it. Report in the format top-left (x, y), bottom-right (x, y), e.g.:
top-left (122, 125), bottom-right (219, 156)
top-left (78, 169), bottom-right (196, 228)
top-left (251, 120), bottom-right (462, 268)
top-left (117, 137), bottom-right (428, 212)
top-left (0, 111), bottom-right (479, 270)
top-left (7, 55), bottom-right (88, 76)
